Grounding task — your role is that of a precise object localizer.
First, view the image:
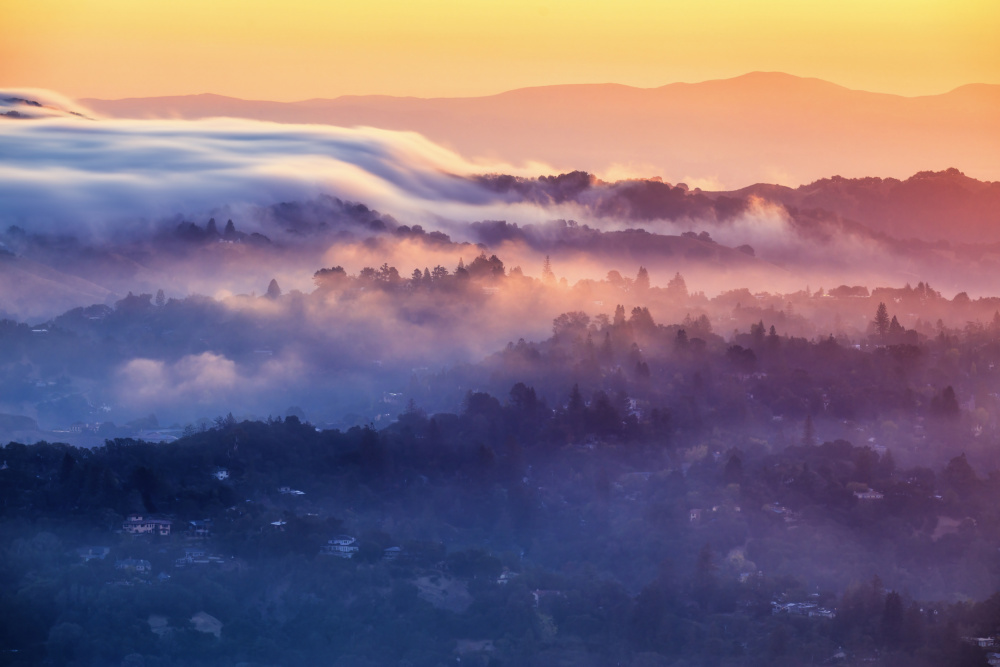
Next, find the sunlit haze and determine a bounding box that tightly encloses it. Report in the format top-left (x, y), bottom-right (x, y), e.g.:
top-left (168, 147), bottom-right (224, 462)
top-left (6, 3), bottom-right (1000, 666)
top-left (2, 0), bottom-right (998, 99)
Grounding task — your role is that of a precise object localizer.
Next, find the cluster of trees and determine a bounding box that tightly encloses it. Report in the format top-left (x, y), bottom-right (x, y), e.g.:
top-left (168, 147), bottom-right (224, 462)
top-left (5, 285), bottom-right (1000, 663)
top-left (3, 393), bottom-right (1000, 665)
top-left (314, 252), bottom-right (512, 293)
top-left (172, 218), bottom-right (271, 246)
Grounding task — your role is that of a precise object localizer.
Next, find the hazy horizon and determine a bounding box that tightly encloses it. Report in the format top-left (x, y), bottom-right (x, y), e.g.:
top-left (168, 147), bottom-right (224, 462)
top-left (77, 71), bottom-right (1000, 104)
top-left (4, 5), bottom-right (1000, 665)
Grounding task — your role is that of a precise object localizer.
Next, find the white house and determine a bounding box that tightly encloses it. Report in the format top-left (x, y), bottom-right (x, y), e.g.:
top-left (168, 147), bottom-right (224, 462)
top-left (188, 519), bottom-right (212, 538)
top-left (116, 558), bottom-right (151, 573)
top-left (123, 514), bottom-right (173, 536)
top-left (320, 535), bottom-right (359, 558)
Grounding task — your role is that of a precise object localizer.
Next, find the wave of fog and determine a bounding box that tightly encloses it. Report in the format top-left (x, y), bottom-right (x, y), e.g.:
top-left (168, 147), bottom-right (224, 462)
top-left (0, 93), bottom-right (567, 240)
top-left (4, 88), bottom-right (999, 361)
top-left (1, 89), bottom-right (95, 120)
top-left (4, 90), bottom-right (986, 302)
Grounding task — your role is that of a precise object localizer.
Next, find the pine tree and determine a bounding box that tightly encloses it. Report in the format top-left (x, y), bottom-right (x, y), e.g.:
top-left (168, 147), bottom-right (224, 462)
top-left (874, 302), bottom-right (890, 343)
top-left (541, 255), bottom-right (556, 283)
top-left (888, 315), bottom-right (904, 342)
top-left (266, 278), bottom-right (282, 299)
top-left (613, 304), bottom-right (626, 327)
top-left (155, 289), bottom-right (165, 307)
top-left (635, 266), bottom-right (650, 292)
top-left (667, 272), bottom-right (688, 299)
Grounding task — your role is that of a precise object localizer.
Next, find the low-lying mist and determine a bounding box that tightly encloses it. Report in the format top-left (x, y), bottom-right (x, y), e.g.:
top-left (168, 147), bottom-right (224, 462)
top-left (4, 89), bottom-right (1000, 442)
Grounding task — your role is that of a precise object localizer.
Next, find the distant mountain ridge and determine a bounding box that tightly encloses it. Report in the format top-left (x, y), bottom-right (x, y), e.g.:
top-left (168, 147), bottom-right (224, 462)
top-left (723, 168), bottom-right (1000, 243)
top-left (478, 168), bottom-right (1000, 244)
top-left (81, 72), bottom-right (1000, 188)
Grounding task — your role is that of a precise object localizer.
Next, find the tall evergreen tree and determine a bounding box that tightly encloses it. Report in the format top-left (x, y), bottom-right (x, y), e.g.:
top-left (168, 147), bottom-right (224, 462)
top-left (635, 266), bottom-right (650, 292)
top-left (874, 302), bottom-right (890, 343)
top-left (541, 255), bottom-right (555, 283)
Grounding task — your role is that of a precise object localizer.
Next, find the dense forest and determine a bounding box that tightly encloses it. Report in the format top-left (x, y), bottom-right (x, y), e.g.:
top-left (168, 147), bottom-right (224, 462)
top-left (5, 287), bottom-right (1000, 664)
top-left (4, 244), bottom-right (1000, 439)
top-left (6, 78), bottom-right (1000, 667)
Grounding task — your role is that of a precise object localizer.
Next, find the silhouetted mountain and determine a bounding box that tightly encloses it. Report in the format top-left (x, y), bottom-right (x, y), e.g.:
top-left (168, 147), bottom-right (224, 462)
top-left (478, 168), bottom-right (1000, 244)
top-left (82, 72), bottom-right (1000, 187)
top-left (725, 168), bottom-right (1000, 243)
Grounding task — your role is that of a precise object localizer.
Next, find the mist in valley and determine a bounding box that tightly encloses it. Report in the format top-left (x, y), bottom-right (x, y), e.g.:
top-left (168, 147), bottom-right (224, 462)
top-left (5, 91), bottom-right (1000, 666)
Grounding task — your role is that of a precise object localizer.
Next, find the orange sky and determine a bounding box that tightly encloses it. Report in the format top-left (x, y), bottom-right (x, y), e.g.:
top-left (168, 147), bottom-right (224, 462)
top-left (1, 0), bottom-right (998, 100)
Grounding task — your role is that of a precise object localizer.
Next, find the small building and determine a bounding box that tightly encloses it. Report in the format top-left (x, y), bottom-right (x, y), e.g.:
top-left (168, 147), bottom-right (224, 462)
top-left (497, 568), bottom-right (517, 585)
top-left (854, 490), bottom-right (884, 501)
top-left (278, 486), bottom-right (305, 496)
top-left (383, 546), bottom-right (402, 561)
top-left (116, 558), bottom-right (152, 574)
top-left (965, 637), bottom-right (996, 649)
top-left (320, 535), bottom-right (359, 558)
top-left (123, 514), bottom-right (173, 536)
top-left (175, 547), bottom-right (224, 567)
top-left (188, 519), bottom-right (212, 538)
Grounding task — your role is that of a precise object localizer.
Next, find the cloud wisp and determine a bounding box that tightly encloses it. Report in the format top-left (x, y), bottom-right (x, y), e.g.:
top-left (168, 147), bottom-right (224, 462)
top-left (0, 93), bottom-right (558, 240)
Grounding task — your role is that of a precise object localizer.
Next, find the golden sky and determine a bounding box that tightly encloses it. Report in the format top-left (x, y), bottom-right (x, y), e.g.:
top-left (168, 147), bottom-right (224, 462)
top-left (1, 0), bottom-right (998, 100)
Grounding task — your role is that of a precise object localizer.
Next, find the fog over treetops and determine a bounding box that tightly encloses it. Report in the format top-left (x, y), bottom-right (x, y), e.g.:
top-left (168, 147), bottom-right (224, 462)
top-left (10, 85), bottom-right (1000, 667)
top-left (2, 89), bottom-right (1000, 438)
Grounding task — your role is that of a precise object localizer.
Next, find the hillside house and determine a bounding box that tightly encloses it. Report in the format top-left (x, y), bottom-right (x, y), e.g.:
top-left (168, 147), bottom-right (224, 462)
top-left (115, 558), bottom-right (151, 574)
top-left (320, 535), bottom-right (359, 558)
top-left (123, 514), bottom-right (173, 536)
top-left (497, 568), bottom-right (518, 585)
top-left (175, 547), bottom-right (224, 567)
top-left (965, 637), bottom-right (996, 649)
top-left (188, 519), bottom-right (213, 538)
